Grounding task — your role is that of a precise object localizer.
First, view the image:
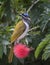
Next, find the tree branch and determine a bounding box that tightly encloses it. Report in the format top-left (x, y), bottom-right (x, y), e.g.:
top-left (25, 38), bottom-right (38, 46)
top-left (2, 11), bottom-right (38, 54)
top-left (27, 0), bottom-right (40, 13)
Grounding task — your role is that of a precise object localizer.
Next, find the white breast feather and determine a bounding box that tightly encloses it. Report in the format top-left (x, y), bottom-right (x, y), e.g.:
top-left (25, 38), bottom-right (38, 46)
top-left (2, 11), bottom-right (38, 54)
top-left (16, 19), bottom-right (29, 43)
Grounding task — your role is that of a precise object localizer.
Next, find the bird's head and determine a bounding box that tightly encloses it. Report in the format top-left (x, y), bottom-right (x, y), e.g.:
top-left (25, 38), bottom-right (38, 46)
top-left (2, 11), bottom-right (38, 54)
top-left (20, 13), bottom-right (31, 22)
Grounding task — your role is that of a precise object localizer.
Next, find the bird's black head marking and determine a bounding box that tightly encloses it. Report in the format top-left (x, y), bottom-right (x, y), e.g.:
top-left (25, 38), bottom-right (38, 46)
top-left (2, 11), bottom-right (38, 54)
top-left (20, 13), bottom-right (31, 21)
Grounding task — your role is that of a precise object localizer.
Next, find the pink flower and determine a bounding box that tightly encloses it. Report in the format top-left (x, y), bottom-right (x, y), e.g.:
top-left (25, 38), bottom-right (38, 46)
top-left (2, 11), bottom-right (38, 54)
top-left (13, 43), bottom-right (30, 59)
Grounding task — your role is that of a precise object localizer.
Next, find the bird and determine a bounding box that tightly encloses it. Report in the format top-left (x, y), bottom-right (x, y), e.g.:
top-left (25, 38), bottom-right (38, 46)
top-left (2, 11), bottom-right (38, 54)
top-left (8, 13), bottom-right (31, 63)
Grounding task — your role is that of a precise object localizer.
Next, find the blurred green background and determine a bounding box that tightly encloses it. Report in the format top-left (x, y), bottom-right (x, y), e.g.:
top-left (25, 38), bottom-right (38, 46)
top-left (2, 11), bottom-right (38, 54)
top-left (0, 0), bottom-right (50, 65)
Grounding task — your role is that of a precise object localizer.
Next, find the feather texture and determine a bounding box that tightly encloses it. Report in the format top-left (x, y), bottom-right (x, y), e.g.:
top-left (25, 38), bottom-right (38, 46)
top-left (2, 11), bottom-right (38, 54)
top-left (11, 20), bottom-right (26, 43)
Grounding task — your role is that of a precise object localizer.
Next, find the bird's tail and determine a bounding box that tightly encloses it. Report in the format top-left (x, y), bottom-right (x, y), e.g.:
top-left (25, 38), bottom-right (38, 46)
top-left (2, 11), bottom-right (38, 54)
top-left (8, 45), bottom-right (14, 63)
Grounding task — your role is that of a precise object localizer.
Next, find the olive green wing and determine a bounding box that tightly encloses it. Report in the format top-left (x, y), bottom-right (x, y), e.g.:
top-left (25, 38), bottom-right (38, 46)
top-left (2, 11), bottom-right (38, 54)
top-left (11, 20), bottom-right (26, 43)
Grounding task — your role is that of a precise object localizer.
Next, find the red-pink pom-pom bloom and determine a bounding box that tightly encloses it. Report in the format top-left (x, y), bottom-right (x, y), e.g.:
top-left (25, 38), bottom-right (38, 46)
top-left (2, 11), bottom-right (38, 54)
top-left (13, 43), bottom-right (30, 59)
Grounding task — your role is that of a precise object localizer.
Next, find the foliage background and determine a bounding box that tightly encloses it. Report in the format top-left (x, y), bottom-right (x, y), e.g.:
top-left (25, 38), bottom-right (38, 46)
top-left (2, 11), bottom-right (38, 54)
top-left (0, 0), bottom-right (50, 65)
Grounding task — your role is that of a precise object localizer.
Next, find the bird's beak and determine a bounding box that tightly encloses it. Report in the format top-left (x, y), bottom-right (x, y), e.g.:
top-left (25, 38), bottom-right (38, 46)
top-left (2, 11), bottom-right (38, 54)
top-left (19, 14), bottom-right (24, 18)
top-left (19, 14), bottom-right (22, 16)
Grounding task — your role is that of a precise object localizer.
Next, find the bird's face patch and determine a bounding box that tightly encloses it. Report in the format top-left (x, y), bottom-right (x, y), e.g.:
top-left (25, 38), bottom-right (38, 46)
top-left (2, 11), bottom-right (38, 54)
top-left (22, 13), bottom-right (29, 17)
top-left (20, 13), bottom-right (31, 21)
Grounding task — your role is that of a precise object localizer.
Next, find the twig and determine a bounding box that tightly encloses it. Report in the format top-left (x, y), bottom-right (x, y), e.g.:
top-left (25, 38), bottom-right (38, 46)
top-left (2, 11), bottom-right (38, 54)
top-left (28, 26), bottom-right (40, 32)
top-left (27, 0), bottom-right (40, 13)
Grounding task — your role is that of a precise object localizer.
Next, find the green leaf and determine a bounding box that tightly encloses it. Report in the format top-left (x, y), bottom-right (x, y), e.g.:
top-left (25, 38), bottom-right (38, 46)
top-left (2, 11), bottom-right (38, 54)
top-left (2, 40), bottom-right (10, 45)
top-left (41, 0), bottom-right (50, 3)
top-left (42, 42), bottom-right (50, 60)
top-left (35, 34), bottom-right (50, 59)
top-left (0, 44), bottom-right (3, 59)
top-left (42, 52), bottom-right (50, 60)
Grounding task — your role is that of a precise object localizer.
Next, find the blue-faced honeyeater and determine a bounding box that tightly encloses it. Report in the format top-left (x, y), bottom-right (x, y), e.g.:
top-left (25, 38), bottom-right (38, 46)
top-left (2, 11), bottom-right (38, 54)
top-left (8, 13), bottom-right (31, 63)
